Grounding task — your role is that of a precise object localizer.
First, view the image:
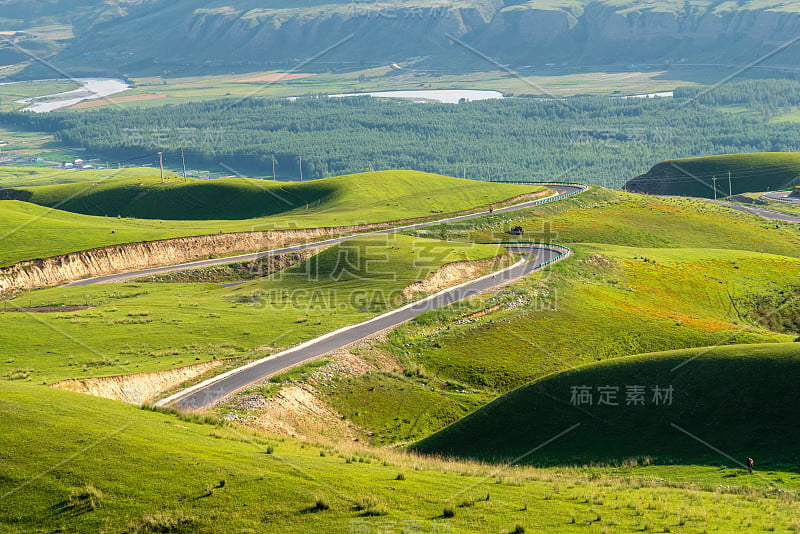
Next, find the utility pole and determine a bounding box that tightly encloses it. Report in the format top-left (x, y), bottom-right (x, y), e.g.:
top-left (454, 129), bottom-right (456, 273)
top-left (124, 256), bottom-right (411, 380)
top-left (712, 175), bottom-right (718, 200)
top-left (298, 156), bottom-right (303, 182)
top-left (158, 152), bottom-right (164, 184)
top-left (487, 165), bottom-right (491, 182)
top-left (462, 166), bottom-right (466, 180)
top-left (272, 156), bottom-right (276, 181)
top-left (181, 150), bottom-right (187, 182)
top-left (728, 170), bottom-right (732, 197)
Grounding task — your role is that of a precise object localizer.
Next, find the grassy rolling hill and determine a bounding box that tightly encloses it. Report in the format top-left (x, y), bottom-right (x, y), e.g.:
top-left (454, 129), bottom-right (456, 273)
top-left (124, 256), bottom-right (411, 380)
top-left (625, 152), bottom-right (800, 198)
top-left (310, 187), bottom-right (800, 445)
top-left (319, 245), bottom-right (797, 446)
top-left (2, 381), bottom-right (800, 534)
top-left (4, 170), bottom-right (537, 220)
top-left (391, 188), bottom-right (800, 391)
top-left (0, 236), bottom-right (505, 382)
top-left (0, 170), bottom-right (540, 266)
top-left (424, 187), bottom-right (800, 257)
top-left (413, 343), bottom-right (800, 467)
top-left (0, 166), bottom-right (165, 187)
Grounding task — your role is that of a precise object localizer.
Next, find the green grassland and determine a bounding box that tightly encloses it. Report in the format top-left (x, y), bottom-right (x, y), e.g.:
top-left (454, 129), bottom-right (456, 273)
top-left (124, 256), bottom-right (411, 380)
top-left (413, 343), bottom-right (800, 467)
top-left (388, 245), bottom-right (796, 392)
top-left (311, 188), bottom-right (800, 445)
top-left (7, 171), bottom-right (537, 220)
top-left (4, 380), bottom-right (800, 533)
top-left (0, 236), bottom-right (506, 383)
top-left (0, 165), bottom-right (164, 187)
top-left (455, 187), bottom-right (800, 257)
top-left (625, 152), bottom-right (800, 198)
top-left (0, 170), bottom-right (540, 266)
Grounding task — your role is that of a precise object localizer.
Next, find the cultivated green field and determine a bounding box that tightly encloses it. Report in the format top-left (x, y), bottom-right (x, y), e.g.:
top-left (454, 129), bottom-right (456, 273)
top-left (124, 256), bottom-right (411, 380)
top-left (414, 343), bottom-right (800, 467)
top-left (0, 170), bottom-right (541, 266)
top-left (2, 380), bottom-right (800, 534)
top-left (81, 67), bottom-right (707, 110)
top-left (0, 236), bottom-right (506, 383)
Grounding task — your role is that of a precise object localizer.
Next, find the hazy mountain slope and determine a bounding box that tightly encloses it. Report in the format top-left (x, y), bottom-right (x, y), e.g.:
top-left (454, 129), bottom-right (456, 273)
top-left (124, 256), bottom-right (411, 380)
top-left (3, 0), bottom-right (800, 76)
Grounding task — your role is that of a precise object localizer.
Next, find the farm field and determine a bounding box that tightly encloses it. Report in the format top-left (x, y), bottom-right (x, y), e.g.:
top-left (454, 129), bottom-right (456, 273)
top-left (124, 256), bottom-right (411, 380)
top-left (66, 67), bottom-right (712, 111)
top-left (0, 64), bottom-right (745, 114)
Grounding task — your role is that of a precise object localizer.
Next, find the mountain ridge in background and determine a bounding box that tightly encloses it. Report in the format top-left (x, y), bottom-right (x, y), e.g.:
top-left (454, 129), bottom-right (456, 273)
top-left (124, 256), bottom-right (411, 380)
top-left (2, 0), bottom-right (800, 77)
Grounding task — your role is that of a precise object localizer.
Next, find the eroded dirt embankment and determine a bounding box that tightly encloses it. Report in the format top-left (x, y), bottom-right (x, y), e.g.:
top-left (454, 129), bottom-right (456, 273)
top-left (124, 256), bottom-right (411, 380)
top-left (401, 254), bottom-right (511, 300)
top-left (52, 255), bottom-right (509, 408)
top-left (0, 189), bottom-right (549, 294)
top-left (52, 360), bottom-right (225, 405)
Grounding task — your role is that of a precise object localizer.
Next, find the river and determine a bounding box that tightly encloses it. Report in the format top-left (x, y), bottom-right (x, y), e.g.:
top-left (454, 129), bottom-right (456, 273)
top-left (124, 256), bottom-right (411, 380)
top-left (327, 89), bottom-right (504, 103)
top-left (5, 78), bottom-right (130, 112)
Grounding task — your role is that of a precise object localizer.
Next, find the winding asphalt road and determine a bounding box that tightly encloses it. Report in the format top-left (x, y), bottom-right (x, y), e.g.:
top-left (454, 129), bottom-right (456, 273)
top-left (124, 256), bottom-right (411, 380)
top-left (66, 185), bottom-right (582, 287)
top-left (709, 200), bottom-right (800, 224)
top-left (163, 243), bottom-right (566, 410)
top-left (761, 191), bottom-right (800, 204)
top-left (145, 184), bottom-right (586, 409)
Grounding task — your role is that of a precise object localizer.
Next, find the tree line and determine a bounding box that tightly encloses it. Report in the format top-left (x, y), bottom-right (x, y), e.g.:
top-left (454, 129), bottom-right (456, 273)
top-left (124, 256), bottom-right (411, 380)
top-left (4, 79), bottom-right (800, 187)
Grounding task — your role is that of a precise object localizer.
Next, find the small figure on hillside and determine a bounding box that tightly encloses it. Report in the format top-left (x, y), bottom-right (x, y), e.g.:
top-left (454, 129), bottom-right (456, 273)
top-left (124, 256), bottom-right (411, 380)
top-left (746, 457), bottom-right (754, 474)
top-left (489, 206), bottom-right (494, 214)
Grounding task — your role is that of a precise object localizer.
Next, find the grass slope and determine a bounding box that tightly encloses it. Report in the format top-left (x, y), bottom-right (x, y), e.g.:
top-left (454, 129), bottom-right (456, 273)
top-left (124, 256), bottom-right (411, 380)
top-left (0, 236), bottom-right (505, 382)
top-left (0, 166), bottom-right (164, 187)
top-left (0, 170), bottom-right (540, 266)
top-left (420, 187), bottom-right (800, 258)
top-left (413, 343), bottom-right (800, 467)
top-left (314, 188), bottom-right (800, 445)
top-left (387, 242), bottom-right (799, 393)
top-left (625, 152), bottom-right (800, 198)
top-left (2, 381), bottom-right (800, 533)
top-left (5, 170), bottom-right (537, 220)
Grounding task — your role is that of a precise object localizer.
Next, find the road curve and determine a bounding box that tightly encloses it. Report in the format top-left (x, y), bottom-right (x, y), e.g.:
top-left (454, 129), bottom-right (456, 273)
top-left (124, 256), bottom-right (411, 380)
top-left (709, 200), bottom-right (800, 224)
top-left (66, 185), bottom-right (585, 286)
top-left (154, 184), bottom-right (585, 409)
top-left (760, 191), bottom-right (800, 204)
top-left (163, 243), bottom-right (568, 410)
top-left (158, 184), bottom-right (800, 410)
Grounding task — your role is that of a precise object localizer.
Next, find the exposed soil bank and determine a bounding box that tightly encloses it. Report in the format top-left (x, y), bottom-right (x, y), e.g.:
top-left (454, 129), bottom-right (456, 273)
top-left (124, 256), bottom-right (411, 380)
top-left (0, 190), bottom-right (548, 294)
top-left (52, 360), bottom-right (225, 404)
